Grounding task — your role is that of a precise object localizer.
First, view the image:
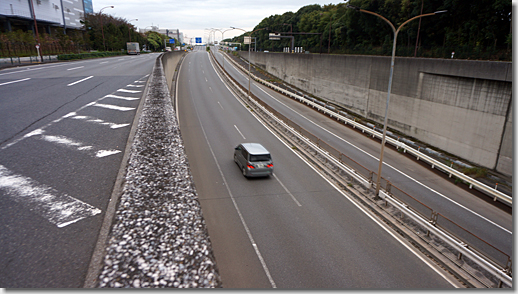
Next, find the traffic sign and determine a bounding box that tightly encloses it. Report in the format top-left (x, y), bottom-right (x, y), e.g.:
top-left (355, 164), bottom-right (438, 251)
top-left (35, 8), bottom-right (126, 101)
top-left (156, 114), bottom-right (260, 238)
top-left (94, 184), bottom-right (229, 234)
top-left (169, 39), bottom-right (175, 44)
top-left (195, 37), bottom-right (202, 44)
top-left (269, 33), bottom-right (280, 40)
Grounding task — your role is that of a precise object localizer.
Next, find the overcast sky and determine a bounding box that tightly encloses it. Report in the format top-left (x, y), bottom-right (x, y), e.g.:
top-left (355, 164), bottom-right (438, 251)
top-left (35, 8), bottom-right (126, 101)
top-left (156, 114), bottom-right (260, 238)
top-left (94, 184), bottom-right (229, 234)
top-left (92, 0), bottom-right (345, 44)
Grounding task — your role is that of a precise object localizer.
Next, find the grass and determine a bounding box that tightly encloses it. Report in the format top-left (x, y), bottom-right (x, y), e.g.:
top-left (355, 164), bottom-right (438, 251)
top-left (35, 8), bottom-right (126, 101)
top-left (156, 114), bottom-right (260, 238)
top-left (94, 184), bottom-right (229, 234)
top-left (462, 167), bottom-right (487, 178)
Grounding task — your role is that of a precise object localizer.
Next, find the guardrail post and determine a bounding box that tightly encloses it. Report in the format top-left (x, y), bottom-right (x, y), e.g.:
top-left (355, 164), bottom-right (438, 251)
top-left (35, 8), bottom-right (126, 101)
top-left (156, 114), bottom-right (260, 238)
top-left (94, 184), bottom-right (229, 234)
top-left (505, 257), bottom-right (512, 275)
top-left (368, 171), bottom-right (374, 189)
top-left (386, 182), bottom-right (392, 194)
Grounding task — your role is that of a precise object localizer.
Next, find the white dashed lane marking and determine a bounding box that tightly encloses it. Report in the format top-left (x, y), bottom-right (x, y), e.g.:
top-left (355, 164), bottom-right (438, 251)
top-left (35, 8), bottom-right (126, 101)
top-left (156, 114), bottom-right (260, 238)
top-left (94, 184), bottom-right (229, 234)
top-left (67, 76), bottom-right (94, 86)
top-left (0, 78), bottom-right (31, 86)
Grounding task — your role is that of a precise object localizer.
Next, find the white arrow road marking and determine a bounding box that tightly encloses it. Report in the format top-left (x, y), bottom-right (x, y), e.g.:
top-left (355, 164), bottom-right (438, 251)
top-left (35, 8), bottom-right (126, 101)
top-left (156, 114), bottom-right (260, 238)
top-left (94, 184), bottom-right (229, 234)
top-left (0, 165), bottom-right (101, 227)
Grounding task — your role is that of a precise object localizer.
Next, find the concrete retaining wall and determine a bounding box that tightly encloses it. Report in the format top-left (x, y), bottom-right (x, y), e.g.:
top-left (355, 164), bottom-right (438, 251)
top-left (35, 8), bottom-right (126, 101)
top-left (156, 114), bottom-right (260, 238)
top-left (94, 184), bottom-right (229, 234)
top-left (240, 52), bottom-right (513, 176)
top-left (161, 51), bottom-right (186, 93)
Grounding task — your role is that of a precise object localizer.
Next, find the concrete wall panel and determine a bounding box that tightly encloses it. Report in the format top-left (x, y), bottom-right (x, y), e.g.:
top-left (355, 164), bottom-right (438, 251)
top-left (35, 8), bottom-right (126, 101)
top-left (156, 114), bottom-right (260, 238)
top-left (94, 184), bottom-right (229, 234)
top-left (239, 51), bottom-right (512, 176)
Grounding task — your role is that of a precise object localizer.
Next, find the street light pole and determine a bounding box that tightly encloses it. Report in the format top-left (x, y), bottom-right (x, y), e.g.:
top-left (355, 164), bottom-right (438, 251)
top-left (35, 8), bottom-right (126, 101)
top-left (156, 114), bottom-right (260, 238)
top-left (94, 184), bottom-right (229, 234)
top-left (213, 28), bottom-right (233, 70)
top-left (231, 27), bottom-right (268, 99)
top-left (347, 4), bottom-right (446, 198)
top-left (128, 19), bottom-right (137, 42)
top-left (99, 5), bottom-right (114, 51)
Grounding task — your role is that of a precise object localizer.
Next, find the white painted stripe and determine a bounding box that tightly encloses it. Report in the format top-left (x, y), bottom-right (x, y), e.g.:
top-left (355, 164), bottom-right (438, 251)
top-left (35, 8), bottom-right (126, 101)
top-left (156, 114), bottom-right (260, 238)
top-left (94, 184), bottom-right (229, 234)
top-left (234, 125), bottom-right (246, 140)
top-left (0, 164), bottom-right (101, 228)
top-left (213, 58), bottom-right (457, 286)
top-left (38, 134), bottom-right (121, 158)
top-left (273, 174), bottom-right (301, 206)
top-left (41, 134), bottom-right (93, 151)
top-left (67, 66), bottom-right (84, 71)
top-left (117, 88), bottom-right (141, 93)
top-left (68, 114), bottom-right (130, 129)
top-left (102, 94), bottom-right (139, 101)
top-left (67, 76), bottom-right (94, 86)
top-left (0, 77), bottom-right (31, 86)
top-left (252, 78), bottom-right (513, 235)
top-left (100, 61), bottom-right (109, 64)
top-left (96, 150), bottom-right (121, 158)
top-left (195, 109), bottom-right (277, 288)
top-left (93, 103), bottom-right (135, 111)
top-left (126, 84), bottom-right (144, 88)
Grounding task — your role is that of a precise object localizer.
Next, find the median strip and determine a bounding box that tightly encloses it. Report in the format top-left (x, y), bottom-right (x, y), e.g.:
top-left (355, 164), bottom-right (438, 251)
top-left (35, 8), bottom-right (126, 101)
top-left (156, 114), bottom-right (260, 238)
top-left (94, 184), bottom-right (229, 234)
top-left (93, 55), bottom-right (221, 288)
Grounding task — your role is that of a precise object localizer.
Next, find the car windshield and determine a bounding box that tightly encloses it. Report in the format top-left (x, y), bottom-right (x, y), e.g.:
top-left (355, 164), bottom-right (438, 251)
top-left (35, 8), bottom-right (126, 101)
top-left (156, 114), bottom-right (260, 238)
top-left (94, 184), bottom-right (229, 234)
top-left (250, 154), bottom-right (271, 162)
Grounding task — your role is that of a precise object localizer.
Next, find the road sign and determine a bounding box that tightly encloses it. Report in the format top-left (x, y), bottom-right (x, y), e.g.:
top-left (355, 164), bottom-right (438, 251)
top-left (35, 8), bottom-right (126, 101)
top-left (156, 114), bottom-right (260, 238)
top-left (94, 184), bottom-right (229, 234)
top-left (244, 36), bottom-right (251, 44)
top-left (269, 33), bottom-right (280, 40)
top-left (195, 37), bottom-right (202, 44)
top-left (169, 39), bottom-right (175, 44)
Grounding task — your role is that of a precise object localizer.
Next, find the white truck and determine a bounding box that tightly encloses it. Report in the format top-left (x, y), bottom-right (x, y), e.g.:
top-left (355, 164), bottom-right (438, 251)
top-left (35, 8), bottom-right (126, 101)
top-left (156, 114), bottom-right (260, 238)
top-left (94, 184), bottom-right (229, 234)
top-left (126, 42), bottom-right (140, 55)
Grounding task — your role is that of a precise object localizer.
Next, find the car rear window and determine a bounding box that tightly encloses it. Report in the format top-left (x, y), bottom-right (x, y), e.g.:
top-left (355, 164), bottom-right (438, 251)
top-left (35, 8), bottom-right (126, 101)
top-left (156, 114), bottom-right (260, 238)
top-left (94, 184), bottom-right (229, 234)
top-left (250, 154), bottom-right (271, 162)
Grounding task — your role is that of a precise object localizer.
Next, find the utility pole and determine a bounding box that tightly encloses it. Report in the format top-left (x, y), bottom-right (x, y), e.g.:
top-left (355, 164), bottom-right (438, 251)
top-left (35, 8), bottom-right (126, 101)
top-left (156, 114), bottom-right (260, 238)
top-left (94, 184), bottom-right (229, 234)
top-left (29, 0), bottom-right (43, 62)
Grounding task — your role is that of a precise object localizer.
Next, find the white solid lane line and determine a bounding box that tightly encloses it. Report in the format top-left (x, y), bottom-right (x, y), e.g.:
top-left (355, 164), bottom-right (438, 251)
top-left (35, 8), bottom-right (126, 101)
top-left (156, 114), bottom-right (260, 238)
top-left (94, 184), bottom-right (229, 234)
top-left (234, 125), bottom-right (246, 140)
top-left (209, 53), bottom-right (458, 287)
top-left (0, 77), bottom-right (31, 86)
top-left (273, 174), bottom-right (302, 207)
top-left (0, 164), bottom-right (101, 228)
top-left (67, 75), bottom-right (94, 86)
top-left (236, 62), bottom-right (512, 235)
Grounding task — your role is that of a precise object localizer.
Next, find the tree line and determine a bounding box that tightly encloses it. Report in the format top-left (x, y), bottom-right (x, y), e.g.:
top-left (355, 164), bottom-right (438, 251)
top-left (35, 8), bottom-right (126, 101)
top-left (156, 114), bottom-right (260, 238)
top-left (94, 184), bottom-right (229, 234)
top-left (0, 13), bottom-right (176, 57)
top-left (225, 0), bottom-right (511, 61)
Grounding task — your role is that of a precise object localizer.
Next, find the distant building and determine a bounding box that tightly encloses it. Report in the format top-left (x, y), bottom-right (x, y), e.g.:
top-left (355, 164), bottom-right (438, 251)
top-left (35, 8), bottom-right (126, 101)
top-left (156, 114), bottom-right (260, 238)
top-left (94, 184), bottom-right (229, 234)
top-left (0, 0), bottom-right (91, 34)
top-left (83, 0), bottom-right (93, 14)
top-left (138, 27), bottom-right (184, 45)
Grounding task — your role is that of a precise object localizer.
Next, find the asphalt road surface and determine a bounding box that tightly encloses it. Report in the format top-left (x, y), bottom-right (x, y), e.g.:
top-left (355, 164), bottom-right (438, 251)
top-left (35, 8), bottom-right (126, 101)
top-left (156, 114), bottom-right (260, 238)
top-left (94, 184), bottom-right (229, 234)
top-left (0, 53), bottom-right (159, 287)
top-left (210, 48), bottom-right (513, 264)
top-left (177, 49), bottom-right (458, 288)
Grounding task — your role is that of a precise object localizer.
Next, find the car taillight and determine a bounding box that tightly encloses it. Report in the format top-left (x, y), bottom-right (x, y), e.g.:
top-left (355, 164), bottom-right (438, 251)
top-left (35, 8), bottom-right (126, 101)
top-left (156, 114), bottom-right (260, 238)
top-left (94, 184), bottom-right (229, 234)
top-left (267, 164), bottom-right (273, 168)
top-left (247, 164), bottom-right (255, 169)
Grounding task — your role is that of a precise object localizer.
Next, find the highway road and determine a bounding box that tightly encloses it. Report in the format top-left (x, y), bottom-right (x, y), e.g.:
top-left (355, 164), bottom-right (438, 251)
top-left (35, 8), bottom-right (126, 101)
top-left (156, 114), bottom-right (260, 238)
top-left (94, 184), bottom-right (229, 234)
top-left (177, 48), bottom-right (458, 288)
top-left (0, 53), bottom-right (159, 287)
top-left (210, 48), bottom-right (513, 264)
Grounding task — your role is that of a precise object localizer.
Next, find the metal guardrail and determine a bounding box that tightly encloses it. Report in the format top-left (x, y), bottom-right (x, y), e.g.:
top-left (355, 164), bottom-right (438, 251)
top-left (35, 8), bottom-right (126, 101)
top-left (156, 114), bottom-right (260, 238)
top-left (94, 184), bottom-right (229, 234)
top-left (222, 52), bottom-right (511, 207)
top-left (211, 49), bottom-right (512, 287)
top-left (380, 190), bottom-right (512, 288)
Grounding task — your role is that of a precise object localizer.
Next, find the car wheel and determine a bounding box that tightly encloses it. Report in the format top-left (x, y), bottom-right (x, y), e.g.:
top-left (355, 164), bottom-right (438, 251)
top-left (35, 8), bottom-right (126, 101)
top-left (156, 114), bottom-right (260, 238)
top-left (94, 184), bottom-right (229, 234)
top-left (242, 167), bottom-right (247, 177)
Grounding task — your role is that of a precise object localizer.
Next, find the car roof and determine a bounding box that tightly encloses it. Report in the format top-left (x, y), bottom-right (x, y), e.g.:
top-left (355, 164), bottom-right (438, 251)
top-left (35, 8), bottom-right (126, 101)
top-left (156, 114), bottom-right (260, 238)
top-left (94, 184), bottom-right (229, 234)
top-left (241, 143), bottom-right (270, 155)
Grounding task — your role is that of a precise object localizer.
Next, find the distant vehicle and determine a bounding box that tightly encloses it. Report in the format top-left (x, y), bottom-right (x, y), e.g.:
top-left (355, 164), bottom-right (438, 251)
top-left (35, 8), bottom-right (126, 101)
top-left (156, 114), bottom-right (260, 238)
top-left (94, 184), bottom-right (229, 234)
top-left (165, 47), bottom-right (172, 52)
top-left (234, 143), bottom-right (273, 177)
top-left (126, 42), bottom-right (140, 55)
top-left (264, 50), bottom-right (269, 52)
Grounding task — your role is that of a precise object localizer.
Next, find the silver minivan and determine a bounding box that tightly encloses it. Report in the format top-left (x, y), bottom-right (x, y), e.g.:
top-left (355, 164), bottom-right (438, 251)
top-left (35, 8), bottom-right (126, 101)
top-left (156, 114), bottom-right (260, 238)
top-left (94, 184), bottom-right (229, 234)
top-left (234, 143), bottom-right (273, 177)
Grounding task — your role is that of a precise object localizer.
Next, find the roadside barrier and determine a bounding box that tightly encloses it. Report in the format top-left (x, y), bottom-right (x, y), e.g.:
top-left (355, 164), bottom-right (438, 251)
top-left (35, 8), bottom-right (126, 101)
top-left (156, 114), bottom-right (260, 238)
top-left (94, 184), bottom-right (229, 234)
top-left (224, 51), bottom-right (511, 207)
top-left (210, 49), bottom-right (512, 288)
